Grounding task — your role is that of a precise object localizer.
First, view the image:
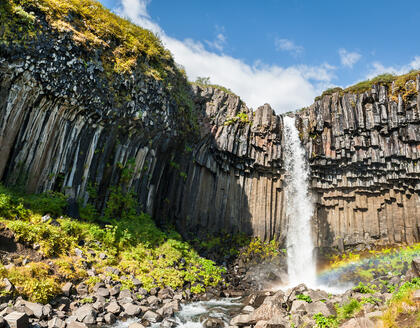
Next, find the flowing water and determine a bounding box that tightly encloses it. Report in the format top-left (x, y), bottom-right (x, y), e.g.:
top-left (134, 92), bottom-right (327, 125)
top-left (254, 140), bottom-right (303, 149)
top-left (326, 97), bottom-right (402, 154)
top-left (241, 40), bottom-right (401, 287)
top-left (283, 116), bottom-right (317, 287)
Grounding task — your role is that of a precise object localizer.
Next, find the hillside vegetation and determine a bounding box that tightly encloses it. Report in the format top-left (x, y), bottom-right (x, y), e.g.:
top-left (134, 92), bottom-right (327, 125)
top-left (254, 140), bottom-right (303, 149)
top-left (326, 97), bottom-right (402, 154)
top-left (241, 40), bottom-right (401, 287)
top-left (0, 185), bottom-right (225, 303)
top-left (315, 70), bottom-right (419, 101)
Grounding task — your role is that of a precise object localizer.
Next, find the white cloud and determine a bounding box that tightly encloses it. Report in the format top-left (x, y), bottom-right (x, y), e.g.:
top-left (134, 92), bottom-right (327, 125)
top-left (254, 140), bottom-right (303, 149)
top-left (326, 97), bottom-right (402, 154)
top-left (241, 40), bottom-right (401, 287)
top-left (205, 28), bottom-right (226, 52)
top-left (117, 0), bottom-right (336, 112)
top-left (366, 56), bottom-right (420, 78)
top-left (275, 38), bottom-right (303, 56)
top-left (338, 48), bottom-right (361, 68)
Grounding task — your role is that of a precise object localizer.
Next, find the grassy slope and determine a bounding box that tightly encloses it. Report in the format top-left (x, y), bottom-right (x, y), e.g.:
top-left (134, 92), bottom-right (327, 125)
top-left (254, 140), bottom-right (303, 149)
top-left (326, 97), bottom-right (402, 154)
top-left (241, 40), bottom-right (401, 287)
top-left (0, 185), bottom-right (225, 303)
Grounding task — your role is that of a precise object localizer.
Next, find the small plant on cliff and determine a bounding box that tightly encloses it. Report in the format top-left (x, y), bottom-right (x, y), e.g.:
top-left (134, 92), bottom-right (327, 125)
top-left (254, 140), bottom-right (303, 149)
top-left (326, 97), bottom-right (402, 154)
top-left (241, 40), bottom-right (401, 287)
top-left (296, 294), bottom-right (312, 303)
top-left (192, 77), bottom-right (238, 96)
top-left (224, 112), bottom-right (251, 126)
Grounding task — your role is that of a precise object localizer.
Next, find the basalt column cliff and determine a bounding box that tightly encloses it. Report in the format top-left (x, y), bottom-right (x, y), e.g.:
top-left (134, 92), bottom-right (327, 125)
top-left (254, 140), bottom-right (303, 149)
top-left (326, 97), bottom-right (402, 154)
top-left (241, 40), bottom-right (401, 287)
top-left (1, 1), bottom-right (419, 251)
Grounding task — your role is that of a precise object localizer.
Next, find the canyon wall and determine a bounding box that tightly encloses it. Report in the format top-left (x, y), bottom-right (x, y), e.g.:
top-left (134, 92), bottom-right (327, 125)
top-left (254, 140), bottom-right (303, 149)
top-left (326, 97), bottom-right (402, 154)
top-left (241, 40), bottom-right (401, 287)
top-left (1, 22), bottom-right (419, 251)
top-left (300, 83), bottom-right (420, 249)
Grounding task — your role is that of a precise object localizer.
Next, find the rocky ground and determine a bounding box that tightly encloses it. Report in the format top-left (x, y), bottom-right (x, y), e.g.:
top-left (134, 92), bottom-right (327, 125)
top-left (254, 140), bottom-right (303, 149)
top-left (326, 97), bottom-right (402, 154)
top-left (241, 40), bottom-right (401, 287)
top-left (1, 236), bottom-right (419, 328)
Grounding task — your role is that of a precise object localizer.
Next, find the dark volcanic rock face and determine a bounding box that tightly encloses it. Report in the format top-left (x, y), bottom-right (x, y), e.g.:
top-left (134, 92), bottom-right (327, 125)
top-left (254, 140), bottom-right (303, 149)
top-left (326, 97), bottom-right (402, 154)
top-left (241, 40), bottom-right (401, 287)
top-left (299, 83), bottom-right (420, 249)
top-left (0, 20), bottom-right (419, 250)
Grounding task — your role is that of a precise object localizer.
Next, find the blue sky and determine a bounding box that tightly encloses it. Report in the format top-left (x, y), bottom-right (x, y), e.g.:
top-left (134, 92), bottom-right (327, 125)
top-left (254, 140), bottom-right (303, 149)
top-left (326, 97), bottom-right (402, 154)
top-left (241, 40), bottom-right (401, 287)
top-left (99, 0), bottom-right (420, 113)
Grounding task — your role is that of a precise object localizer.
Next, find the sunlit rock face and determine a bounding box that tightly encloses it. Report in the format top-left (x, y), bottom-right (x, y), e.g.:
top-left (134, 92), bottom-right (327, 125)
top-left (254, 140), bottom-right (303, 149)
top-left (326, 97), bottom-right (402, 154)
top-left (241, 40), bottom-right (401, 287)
top-left (299, 83), bottom-right (420, 249)
top-left (1, 24), bottom-right (419, 250)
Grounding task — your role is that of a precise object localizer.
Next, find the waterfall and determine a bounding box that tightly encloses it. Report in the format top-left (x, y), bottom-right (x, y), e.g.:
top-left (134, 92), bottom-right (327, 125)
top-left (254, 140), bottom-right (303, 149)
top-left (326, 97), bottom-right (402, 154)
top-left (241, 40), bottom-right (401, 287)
top-left (283, 116), bottom-right (316, 287)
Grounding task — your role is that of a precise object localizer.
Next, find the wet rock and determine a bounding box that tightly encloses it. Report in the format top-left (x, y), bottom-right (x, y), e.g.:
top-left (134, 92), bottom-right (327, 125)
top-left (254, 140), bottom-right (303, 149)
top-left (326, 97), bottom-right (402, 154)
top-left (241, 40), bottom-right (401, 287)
top-left (156, 301), bottom-right (179, 317)
top-left (142, 311), bottom-right (162, 323)
top-left (128, 322), bottom-right (145, 328)
top-left (66, 321), bottom-right (88, 328)
top-left (202, 317), bottom-right (224, 328)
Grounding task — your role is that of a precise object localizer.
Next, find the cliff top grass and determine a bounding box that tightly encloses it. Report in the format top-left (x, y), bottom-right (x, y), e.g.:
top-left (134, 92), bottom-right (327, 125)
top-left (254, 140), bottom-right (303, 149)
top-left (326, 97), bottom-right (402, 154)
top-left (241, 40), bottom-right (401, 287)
top-left (2, 0), bottom-right (172, 74)
top-left (191, 76), bottom-right (239, 97)
top-left (315, 70), bottom-right (420, 101)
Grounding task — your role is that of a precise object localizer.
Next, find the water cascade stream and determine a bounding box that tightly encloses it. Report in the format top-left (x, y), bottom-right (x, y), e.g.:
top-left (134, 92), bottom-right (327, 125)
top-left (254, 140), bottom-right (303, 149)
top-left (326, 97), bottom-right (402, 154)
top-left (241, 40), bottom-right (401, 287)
top-left (283, 116), bottom-right (317, 287)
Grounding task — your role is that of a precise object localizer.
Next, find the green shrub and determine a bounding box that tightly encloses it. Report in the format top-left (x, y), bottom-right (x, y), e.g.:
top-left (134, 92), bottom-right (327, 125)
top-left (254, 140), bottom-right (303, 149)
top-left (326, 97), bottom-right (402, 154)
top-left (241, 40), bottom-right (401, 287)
top-left (313, 313), bottom-right (339, 328)
top-left (352, 282), bottom-right (376, 294)
top-left (336, 299), bottom-right (362, 319)
top-left (296, 294), bottom-right (312, 303)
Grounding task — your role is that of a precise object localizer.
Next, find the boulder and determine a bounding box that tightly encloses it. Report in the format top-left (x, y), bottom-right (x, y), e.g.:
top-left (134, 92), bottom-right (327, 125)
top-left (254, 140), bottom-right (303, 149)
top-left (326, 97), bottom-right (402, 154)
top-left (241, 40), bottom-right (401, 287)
top-left (73, 305), bottom-right (97, 322)
top-left (123, 303), bottom-right (141, 316)
top-left (128, 323), bottom-right (145, 328)
top-left (142, 310), bottom-right (162, 323)
top-left (105, 301), bottom-right (121, 314)
top-left (4, 312), bottom-right (29, 328)
top-left (230, 314), bottom-right (254, 326)
top-left (157, 301), bottom-right (179, 317)
top-left (75, 284), bottom-right (88, 296)
top-left (22, 302), bottom-right (44, 319)
top-left (3, 279), bottom-right (15, 294)
top-left (290, 300), bottom-right (306, 313)
top-left (411, 258), bottom-right (420, 277)
top-left (96, 287), bottom-right (110, 298)
top-left (305, 301), bottom-right (336, 317)
top-left (109, 286), bottom-right (120, 297)
top-left (244, 292), bottom-right (271, 308)
top-left (47, 317), bottom-right (65, 328)
top-left (104, 313), bottom-right (116, 325)
top-left (66, 321), bottom-right (88, 328)
top-left (202, 317), bottom-right (224, 328)
top-left (341, 317), bottom-right (375, 328)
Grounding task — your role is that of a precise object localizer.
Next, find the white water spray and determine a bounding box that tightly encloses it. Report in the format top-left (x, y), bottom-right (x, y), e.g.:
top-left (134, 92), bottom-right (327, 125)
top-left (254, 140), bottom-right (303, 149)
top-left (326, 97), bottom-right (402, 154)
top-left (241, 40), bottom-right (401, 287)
top-left (283, 116), bottom-right (316, 287)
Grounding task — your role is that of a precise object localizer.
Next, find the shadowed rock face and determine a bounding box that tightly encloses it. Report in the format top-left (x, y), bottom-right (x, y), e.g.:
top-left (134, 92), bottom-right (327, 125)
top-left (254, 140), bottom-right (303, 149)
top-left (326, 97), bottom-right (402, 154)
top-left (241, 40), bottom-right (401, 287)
top-left (1, 29), bottom-right (419, 251)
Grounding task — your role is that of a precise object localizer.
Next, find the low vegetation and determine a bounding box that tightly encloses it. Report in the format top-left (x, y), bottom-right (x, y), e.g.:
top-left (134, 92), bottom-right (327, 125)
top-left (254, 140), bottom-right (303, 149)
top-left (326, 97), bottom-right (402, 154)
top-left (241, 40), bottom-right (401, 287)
top-left (320, 243), bottom-right (420, 288)
top-left (191, 77), bottom-right (238, 97)
top-left (1, 0), bottom-right (171, 74)
top-left (224, 112), bottom-right (251, 126)
top-left (381, 277), bottom-right (420, 327)
top-left (315, 70), bottom-right (419, 102)
top-left (0, 184), bottom-right (226, 303)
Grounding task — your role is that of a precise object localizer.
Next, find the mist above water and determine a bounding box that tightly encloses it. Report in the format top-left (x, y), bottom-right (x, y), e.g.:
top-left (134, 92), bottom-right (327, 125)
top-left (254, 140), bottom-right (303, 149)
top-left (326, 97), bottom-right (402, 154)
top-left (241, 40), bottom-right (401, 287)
top-left (283, 116), bottom-right (317, 288)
